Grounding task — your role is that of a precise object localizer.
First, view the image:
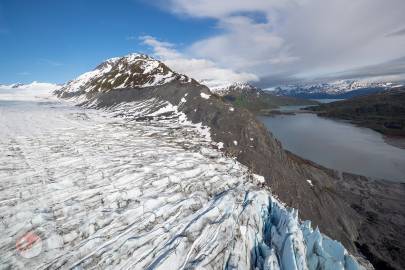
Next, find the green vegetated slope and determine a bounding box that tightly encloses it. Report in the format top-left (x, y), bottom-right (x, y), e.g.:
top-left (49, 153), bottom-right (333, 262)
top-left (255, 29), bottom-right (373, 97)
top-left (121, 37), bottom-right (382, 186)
top-left (219, 84), bottom-right (319, 114)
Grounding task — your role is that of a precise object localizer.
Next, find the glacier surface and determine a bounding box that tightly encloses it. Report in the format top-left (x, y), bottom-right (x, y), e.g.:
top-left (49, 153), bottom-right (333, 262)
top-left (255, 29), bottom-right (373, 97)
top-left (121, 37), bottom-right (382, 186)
top-left (0, 88), bottom-right (364, 269)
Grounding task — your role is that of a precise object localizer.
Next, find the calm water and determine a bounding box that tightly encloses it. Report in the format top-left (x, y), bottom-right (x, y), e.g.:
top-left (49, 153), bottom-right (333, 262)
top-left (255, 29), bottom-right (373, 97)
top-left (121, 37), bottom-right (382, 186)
top-left (312, 98), bottom-right (344, 104)
top-left (259, 112), bottom-right (405, 182)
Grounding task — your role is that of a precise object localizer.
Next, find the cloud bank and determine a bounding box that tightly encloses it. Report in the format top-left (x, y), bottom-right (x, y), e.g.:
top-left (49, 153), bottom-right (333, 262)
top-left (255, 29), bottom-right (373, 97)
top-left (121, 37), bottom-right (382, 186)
top-left (149, 0), bottom-right (405, 86)
top-left (140, 36), bottom-right (258, 89)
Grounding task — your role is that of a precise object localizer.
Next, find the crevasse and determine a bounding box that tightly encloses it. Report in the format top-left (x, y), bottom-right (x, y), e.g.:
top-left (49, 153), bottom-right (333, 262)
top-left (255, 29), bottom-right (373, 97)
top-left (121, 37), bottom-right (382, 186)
top-left (0, 87), bottom-right (364, 269)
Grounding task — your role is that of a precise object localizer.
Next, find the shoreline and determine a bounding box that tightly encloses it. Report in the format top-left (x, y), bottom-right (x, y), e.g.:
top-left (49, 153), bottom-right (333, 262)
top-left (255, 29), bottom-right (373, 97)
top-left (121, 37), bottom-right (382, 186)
top-left (384, 135), bottom-right (405, 150)
top-left (258, 110), bottom-right (405, 183)
top-left (269, 108), bottom-right (405, 151)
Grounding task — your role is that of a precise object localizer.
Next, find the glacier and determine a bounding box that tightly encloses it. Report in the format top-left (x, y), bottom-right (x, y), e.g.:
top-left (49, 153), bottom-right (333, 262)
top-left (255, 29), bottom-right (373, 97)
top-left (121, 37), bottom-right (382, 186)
top-left (0, 86), bottom-right (365, 269)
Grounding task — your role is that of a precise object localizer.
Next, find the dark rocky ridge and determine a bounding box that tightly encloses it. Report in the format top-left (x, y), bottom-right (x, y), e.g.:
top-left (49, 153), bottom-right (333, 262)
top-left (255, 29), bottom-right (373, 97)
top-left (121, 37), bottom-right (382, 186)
top-left (307, 89), bottom-right (405, 137)
top-left (56, 56), bottom-right (405, 270)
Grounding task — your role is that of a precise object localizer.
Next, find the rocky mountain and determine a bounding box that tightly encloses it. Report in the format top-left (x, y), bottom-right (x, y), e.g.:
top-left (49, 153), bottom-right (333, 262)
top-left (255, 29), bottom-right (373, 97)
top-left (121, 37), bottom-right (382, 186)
top-left (210, 82), bottom-right (259, 96)
top-left (211, 82), bottom-right (319, 114)
top-left (59, 53), bottom-right (195, 99)
top-left (272, 80), bottom-right (402, 99)
top-left (307, 88), bottom-right (405, 137)
top-left (56, 53), bottom-right (405, 270)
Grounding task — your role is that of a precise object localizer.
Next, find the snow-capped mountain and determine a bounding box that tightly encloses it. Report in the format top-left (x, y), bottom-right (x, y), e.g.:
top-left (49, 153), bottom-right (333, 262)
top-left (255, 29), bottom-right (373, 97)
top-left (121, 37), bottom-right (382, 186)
top-left (210, 82), bottom-right (318, 113)
top-left (60, 53), bottom-right (195, 97)
top-left (210, 82), bottom-right (261, 96)
top-left (271, 80), bottom-right (402, 99)
top-left (0, 81), bottom-right (60, 91)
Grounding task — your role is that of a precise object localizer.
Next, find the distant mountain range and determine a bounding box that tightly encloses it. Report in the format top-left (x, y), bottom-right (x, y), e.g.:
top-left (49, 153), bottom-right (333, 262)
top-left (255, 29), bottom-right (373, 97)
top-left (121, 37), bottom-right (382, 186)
top-left (270, 80), bottom-right (403, 99)
top-left (211, 82), bottom-right (318, 114)
top-left (3, 77), bottom-right (404, 102)
top-left (0, 81), bottom-right (60, 91)
top-left (0, 81), bottom-right (60, 101)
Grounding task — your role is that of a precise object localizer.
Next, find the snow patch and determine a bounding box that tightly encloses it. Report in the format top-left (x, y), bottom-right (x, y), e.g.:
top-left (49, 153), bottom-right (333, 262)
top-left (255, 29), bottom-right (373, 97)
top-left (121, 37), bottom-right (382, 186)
top-left (253, 174), bottom-right (265, 184)
top-left (200, 92), bottom-right (211, 99)
top-left (217, 142), bottom-right (224, 150)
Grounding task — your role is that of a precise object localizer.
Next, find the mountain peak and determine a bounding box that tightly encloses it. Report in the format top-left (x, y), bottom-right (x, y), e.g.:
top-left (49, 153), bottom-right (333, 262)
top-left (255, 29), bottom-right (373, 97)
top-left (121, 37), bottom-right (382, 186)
top-left (211, 82), bottom-right (260, 96)
top-left (59, 53), bottom-right (195, 95)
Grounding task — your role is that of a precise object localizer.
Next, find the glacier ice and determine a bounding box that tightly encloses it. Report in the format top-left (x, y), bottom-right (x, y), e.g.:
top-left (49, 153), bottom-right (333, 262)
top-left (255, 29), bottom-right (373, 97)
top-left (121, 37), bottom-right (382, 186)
top-left (0, 88), bottom-right (365, 269)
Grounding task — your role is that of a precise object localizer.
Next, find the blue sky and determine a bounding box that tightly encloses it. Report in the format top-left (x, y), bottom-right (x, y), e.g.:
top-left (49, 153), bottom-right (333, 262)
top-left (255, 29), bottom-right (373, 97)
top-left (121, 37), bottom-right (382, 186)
top-left (0, 0), bottom-right (216, 84)
top-left (1, 0), bottom-right (405, 86)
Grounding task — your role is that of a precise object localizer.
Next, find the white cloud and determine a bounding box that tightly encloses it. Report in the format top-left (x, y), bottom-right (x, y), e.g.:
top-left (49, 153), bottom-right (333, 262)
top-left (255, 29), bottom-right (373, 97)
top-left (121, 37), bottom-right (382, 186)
top-left (165, 0), bottom-right (296, 18)
top-left (140, 36), bottom-right (258, 89)
top-left (156, 0), bottom-right (405, 85)
top-left (280, 0), bottom-right (405, 77)
top-left (188, 15), bottom-right (298, 76)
